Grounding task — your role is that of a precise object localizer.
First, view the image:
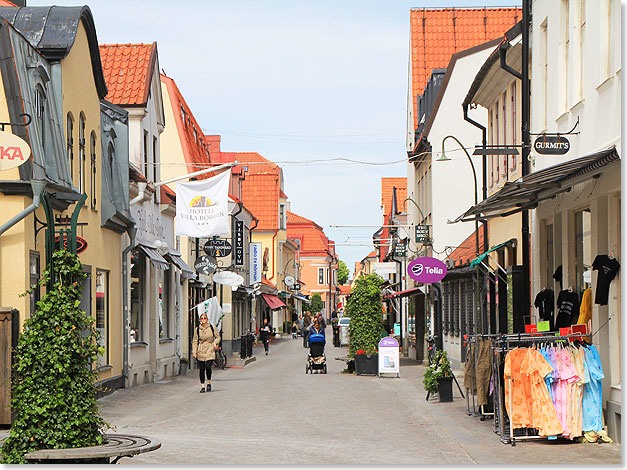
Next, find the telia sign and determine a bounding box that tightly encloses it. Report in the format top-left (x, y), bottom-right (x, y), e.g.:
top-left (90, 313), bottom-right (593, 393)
top-left (407, 257), bottom-right (447, 284)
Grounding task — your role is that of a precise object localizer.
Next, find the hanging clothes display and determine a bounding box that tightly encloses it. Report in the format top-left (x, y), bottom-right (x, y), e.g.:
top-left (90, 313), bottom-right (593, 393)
top-left (534, 288), bottom-right (555, 330)
top-left (553, 265), bottom-right (563, 289)
top-left (475, 339), bottom-right (493, 406)
top-left (576, 288), bottom-right (592, 325)
top-left (581, 344), bottom-right (604, 432)
top-left (555, 289), bottom-right (580, 329)
top-left (592, 255), bottom-right (620, 305)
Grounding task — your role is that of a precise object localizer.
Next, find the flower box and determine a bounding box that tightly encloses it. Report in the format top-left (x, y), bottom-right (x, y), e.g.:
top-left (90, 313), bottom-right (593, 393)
top-left (354, 353), bottom-right (378, 376)
top-left (437, 376), bottom-right (454, 402)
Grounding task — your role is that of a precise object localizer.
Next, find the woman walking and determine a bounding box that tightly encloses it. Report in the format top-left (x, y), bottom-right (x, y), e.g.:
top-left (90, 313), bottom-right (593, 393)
top-left (260, 317), bottom-right (273, 355)
top-left (192, 313), bottom-right (221, 393)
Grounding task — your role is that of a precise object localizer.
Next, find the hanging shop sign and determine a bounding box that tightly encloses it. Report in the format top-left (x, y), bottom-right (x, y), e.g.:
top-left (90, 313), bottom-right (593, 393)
top-left (234, 220), bottom-right (244, 265)
top-left (378, 337), bottom-right (400, 377)
top-left (204, 238), bottom-right (232, 257)
top-left (0, 131), bottom-right (31, 171)
top-left (213, 270), bottom-right (244, 287)
top-left (250, 242), bottom-right (262, 284)
top-left (194, 255), bottom-right (217, 275)
top-left (407, 257), bottom-right (447, 284)
top-left (415, 225), bottom-right (430, 243)
top-left (394, 240), bottom-right (407, 258)
top-left (373, 262), bottom-right (397, 275)
top-left (55, 234), bottom-right (87, 254)
top-left (533, 135), bottom-right (570, 155)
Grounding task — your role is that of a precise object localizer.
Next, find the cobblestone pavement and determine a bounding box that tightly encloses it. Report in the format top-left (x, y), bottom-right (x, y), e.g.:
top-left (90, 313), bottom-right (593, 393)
top-left (2, 333), bottom-right (621, 464)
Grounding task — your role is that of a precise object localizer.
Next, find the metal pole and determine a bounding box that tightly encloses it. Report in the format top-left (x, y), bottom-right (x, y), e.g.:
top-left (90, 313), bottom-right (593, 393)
top-left (154, 161), bottom-right (238, 188)
top-left (521, 0), bottom-right (532, 327)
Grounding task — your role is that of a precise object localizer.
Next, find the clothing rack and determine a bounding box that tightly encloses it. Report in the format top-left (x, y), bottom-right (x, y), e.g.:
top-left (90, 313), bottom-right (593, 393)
top-left (464, 333), bottom-right (501, 420)
top-left (491, 332), bottom-right (591, 446)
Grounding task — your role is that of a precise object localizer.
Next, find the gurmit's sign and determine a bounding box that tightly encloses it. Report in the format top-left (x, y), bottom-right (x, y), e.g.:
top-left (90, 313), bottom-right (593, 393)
top-left (407, 257), bottom-right (447, 284)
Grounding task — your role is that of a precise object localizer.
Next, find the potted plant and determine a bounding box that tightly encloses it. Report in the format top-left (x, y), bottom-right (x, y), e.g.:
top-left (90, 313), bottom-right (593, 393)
top-left (423, 350), bottom-right (454, 402)
top-left (179, 357), bottom-right (189, 375)
top-left (346, 274), bottom-right (384, 376)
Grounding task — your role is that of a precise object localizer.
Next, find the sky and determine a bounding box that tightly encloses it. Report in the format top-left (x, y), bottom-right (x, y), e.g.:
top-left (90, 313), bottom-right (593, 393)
top-left (31, 0), bottom-right (522, 278)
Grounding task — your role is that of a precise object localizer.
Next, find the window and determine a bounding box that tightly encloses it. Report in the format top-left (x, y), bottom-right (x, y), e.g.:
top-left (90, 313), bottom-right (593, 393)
top-left (143, 130), bottom-right (149, 180)
top-left (511, 82), bottom-right (517, 170)
top-left (561, 0), bottom-right (570, 111)
top-left (489, 109), bottom-right (494, 187)
top-left (318, 267), bottom-right (325, 285)
top-left (159, 269), bottom-right (170, 338)
top-left (29, 251), bottom-right (40, 317)
top-left (576, 0), bottom-right (585, 100)
top-left (152, 136), bottom-right (158, 190)
top-left (279, 204), bottom-right (286, 230)
top-left (95, 270), bottom-right (109, 367)
top-left (541, 20), bottom-right (548, 129)
top-left (107, 143), bottom-right (115, 185)
top-left (35, 86), bottom-right (46, 154)
top-left (501, 92), bottom-right (507, 177)
top-left (495, 102), bottom-right (500, 182)
top-left (79, 113), bottom-right (86, 194)
top-left (130, 249), bottom-right (145, 342)
top-left (66, 113), bottom-right (74, 182)
top-left (90, 132), bottom-right (97, 209)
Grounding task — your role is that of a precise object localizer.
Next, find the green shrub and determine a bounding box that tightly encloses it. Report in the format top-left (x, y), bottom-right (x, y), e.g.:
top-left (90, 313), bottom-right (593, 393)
top-left (422, 350), bottom-right (453, 394)
top-left (0, 250), bottom-right (108, 463)
top-left (346, 273), bottom-right (384, 356)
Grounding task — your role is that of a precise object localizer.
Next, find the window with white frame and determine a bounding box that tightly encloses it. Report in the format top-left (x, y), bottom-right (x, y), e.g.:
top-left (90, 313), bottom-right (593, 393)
top-left (279, 203), bottom-right (286, 230)
top-left (489, 109), bottom-right (494, 187)
top-left (511, 81), bottom-right (517, 171)
top-left (318, 267), bottom-right (325, 285)
top-left (560, 0), bottom-right (570, 112)
top-left (495, 102), bottom-right (500, 182)
top-left (501, 91), bottom-right (507, 177)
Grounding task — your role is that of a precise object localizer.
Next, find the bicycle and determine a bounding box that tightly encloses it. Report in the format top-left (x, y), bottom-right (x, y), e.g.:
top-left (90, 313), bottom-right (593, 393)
top-left (213, 346), bottom-right (227, 369)
top-left (427, 335), bottom-right (437, 365)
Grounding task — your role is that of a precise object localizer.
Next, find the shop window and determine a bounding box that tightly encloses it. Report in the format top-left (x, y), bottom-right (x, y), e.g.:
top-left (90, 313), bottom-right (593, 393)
top-left (159, 269), bottom-right (171, 338)
top-left (95, 270), bottom-right (109, 367)
top-left (29, 251), bottom-right (40, 317)
top-left (79, 113), bottom-right (86, 194)
top-left (575, 209), bottom-right (592, 294)
top-left (130, 249), bottom-right (145, 342)
top-left (90, 132), bottom-right (97, 209)
top-left (66, 113), bottom-right (74, 183)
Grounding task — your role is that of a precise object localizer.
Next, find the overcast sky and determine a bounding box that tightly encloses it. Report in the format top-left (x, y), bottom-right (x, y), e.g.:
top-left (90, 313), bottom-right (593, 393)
top-left (31, 0), bottom-right (521, 277)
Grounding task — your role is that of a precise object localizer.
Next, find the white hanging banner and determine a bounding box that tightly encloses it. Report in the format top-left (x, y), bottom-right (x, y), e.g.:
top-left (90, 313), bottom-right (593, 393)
top-left (176, 170), bottom-right (230, 237)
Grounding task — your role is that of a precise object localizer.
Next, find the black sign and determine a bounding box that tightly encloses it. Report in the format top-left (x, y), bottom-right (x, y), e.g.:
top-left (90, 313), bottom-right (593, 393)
top-left (415, 225), bottom-right (430, 243)
top-left (203, 239), bottom-right (232, 258)
top-left (55, 234), bottom-right (88, 254)
top-left (234, 220), bottom-right (244, 266)
top-left (533, 135), bottom-right (570, 155)
top-left (194, 255), bottom-right (217, 275)
top-left (394, 240), bottom-right (407, 258)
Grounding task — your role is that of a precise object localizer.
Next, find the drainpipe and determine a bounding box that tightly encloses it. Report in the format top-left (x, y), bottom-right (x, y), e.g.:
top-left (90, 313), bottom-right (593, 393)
top-left (0, 180), bottom-right (47, 237)
top-left (463, 104), bottom-right (489, 253)
top-left (121, 225), bottom-right (137, 385)
top-left (268, 230), bottom-right (278, 281)
top-left (129, 182), bottom-right (147, 206)
top-left (431, 282), bottom-right (443, 351)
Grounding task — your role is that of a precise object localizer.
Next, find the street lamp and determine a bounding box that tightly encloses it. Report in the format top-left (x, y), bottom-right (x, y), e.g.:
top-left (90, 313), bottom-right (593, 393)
top-left (437, 135), bottom-right (480, 256)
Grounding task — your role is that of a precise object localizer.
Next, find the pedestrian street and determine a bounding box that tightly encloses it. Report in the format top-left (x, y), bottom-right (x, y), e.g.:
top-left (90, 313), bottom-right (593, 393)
top-left (95, 333), bottom-right (622, 465)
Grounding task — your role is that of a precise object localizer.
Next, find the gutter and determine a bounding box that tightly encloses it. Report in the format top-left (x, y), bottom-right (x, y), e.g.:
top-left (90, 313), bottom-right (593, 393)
top-left (129, 182), bottom-right (148, 206)
top-left (0, 180), bottom-right (47, 237)
top-left (121, 225), bottom-right (137, 384)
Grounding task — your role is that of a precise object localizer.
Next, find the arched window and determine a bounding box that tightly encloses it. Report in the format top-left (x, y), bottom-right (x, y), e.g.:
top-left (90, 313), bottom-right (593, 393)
top-left (107, 142), bottom-right (115, 184)
top-left (34, 86), bottom-right (46, 153)
top-left (79, 113), bottom-right (86, 194)
top-left (90, 131), bottom-right (97, 209)
top-left (66, 113), bottom-right (74, 182)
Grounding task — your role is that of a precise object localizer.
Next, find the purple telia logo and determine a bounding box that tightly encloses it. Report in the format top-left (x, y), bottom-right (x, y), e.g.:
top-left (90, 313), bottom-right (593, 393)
top-left (407, 257), bottom-right (447, 284)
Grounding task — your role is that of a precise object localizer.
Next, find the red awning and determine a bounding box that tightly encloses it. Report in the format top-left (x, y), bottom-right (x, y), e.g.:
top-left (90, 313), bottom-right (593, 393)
top-left (261, 293), bottom-right (286, 310)
top-left (384, 287), bottom-right (424, 300)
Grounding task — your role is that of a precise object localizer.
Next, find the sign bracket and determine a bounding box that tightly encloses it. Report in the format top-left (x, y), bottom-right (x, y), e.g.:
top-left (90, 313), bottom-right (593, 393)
top-left (0, 113), bottom-right (31, 131)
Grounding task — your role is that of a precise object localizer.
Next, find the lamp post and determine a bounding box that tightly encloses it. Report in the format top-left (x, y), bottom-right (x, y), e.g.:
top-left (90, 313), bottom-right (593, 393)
top-left (437, 135), bottom-right (480, 256)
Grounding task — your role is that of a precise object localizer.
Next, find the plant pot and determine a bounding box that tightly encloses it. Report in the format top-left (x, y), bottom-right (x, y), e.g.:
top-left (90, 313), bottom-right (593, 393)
top-left (354, 354), bottom-right (378, 376)
top-left (179, 363), bottom-right (188, 375)
top-left (437, 376), bottom-right (454, 402)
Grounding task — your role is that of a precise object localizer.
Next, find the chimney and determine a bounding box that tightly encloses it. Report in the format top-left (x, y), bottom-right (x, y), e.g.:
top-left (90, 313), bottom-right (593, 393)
top-left (204, 135), bottom-right (221, 154)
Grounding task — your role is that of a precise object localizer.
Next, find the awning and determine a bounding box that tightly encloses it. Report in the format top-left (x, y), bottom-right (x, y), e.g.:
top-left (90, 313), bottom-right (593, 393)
top-left (384, 287), bottom-right (424, 300)
top-left (451, 147), bottom-right (620, 223)
top-left (138, 244), bottom-right (169, 270)
top-left (292, 293), bottom-right (309, 302)
top-left (261, 293), bottom-right (286, 310)
top-left (166, 251), bottom-right (195, 279)
top-left (469, 238), bottom-right (517, 268)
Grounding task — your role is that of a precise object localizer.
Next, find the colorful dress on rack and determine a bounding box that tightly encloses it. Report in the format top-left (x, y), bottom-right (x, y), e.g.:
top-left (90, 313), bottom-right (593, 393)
top-left (504, 348), bottom-right (533, 429)
top-left (582, 344), bottom-right (604, 432)
top-left (524, 348), bottom-right (564, 436)
top-left (568, 347), bottom-right (586, 438)
top-left (553, 347), bottom-right (580, 438)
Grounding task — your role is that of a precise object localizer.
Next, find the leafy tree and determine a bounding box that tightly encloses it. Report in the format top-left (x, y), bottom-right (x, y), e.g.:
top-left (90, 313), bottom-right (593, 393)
top-left (309, 293), bottom-right (324, 313)
top-left (337, 260), bottom-right (349, 285)
top-left (0, 250), bottom-right (108, 464)
top-left (346, 273), bottom-right (384, 356)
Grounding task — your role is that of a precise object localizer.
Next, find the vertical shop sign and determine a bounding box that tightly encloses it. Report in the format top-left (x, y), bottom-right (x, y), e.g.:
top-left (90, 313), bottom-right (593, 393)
top-left (250, 242), bottom-right (262, 284)
top-left (234, 220), bottom-right (244, 266)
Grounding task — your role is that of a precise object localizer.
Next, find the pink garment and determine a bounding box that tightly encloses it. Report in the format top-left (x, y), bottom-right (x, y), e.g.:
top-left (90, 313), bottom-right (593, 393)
top-left (553, 348), bottom-right (579, 437)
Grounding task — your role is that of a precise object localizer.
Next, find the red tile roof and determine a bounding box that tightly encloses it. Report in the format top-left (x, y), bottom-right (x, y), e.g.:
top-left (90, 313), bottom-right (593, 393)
top-left (410, 8), bottom-right (521, 129)
top-left (160, 185), bottom-right (175, 205)
top-left (381, 177), bottom-right (407, 218)
top-left (447, 224), bottom-right (487, 267)
top-left (338, 285), bottom-right (352, 295)
top-left (99, 43), bottom-right (156, 106)
top-left (160, 73), bottom-right (212, 175)
top-left (287, 211), bottom-right (331, 256)
top-left (0, 1), bottom-right (16, 5)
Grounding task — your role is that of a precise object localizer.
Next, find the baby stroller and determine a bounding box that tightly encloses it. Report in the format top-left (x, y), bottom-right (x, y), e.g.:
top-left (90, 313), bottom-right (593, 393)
top-left (305, 333), bottom-right (327, 374)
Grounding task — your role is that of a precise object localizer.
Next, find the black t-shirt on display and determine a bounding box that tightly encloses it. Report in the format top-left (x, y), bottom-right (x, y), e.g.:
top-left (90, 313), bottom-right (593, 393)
top-left (534, 289), bottom-right (555, 321)
top-left (592, 255), bottom-right (620, 305)
top-left (553, 265), bottom-right (563, 287)
top-left (555, 289), bottom-right (580, 329)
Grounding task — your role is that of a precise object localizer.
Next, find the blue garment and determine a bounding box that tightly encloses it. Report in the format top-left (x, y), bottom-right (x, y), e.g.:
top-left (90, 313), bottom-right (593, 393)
top-left (540, 346), bottom-right (556, 402)
top-left (582, 344), bottom-right (604, 432)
